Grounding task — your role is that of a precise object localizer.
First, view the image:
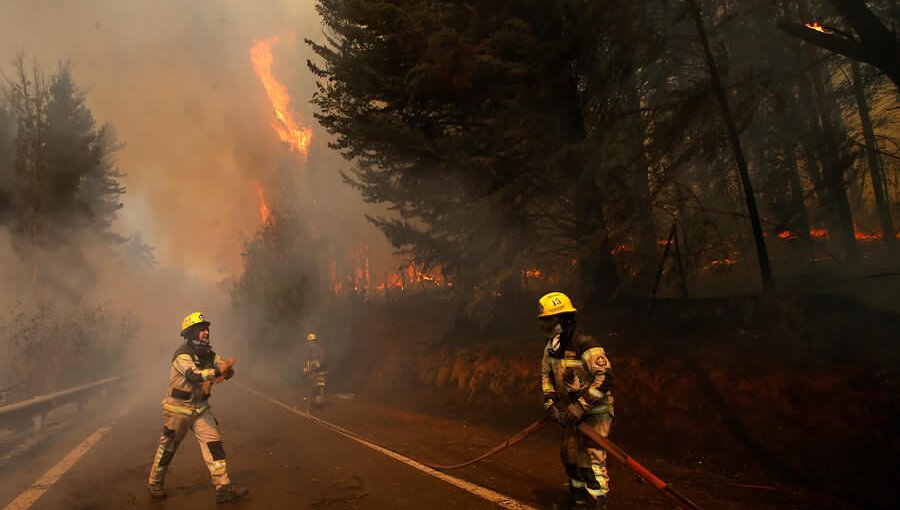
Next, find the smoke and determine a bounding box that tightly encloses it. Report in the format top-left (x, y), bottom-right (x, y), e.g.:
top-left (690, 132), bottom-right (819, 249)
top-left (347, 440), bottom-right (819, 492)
top-left (0, 1), bottom-right (405, 390)
top-left (0, 0), bottom-right (396, 281)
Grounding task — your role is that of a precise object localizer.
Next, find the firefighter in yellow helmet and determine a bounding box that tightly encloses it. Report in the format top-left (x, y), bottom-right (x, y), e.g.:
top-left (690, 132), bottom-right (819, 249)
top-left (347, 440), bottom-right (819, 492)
top-left (147, 312), bottom-right (248, 503)
top-left (304, 331), bottom-right (327, 407)
top-left (538, 292), bottom-right (614, 510)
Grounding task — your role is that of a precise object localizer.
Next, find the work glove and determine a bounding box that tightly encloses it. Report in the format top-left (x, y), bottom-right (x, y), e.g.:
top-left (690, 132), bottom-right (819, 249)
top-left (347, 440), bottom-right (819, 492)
top-left (543, 392), bottom-right (560, 421)
top-left (215, 357), bottom-right (236, 383)
top-left (557, 403), bottom-right (584, 426)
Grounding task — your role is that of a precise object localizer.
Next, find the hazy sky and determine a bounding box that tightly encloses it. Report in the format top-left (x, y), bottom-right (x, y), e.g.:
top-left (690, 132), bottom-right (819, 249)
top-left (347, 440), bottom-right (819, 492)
top-left (0, 0), bottom-right (395, 282)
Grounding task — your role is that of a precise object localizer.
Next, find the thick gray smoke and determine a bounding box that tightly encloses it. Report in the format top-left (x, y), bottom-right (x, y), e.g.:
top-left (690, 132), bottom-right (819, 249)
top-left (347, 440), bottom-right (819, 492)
top-left (0, 1), bottom-right (399, 384)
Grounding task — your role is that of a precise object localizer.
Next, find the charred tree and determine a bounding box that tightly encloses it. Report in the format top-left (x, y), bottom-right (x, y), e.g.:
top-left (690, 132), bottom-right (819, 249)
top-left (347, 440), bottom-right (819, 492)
top-left (685, 0), bottom-right (773, 291)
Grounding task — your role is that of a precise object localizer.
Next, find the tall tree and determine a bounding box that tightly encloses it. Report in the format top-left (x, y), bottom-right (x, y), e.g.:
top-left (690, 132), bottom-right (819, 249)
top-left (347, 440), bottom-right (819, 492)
top-left (2, 59), bottom-right (126, 287)
top-left (309, 0), bottom-right (630, 306)
top-left (849, 60), bottom-right (895, 249)
top-left (685, 0), bottom-right (774, 290)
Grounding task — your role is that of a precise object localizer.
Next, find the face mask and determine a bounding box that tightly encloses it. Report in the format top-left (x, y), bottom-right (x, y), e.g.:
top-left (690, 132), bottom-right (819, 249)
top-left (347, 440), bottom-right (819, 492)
top-left (547, 323), bottom-right (563, 355)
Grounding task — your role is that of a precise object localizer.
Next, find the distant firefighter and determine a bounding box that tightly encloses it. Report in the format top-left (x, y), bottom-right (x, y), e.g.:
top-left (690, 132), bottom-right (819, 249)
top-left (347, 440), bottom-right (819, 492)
top-left (538, 292), bottom-right (615, 510)
top-left (147, 312), bottom-right (248, 503)
top-left (304, 331), bottom-right (327, 407)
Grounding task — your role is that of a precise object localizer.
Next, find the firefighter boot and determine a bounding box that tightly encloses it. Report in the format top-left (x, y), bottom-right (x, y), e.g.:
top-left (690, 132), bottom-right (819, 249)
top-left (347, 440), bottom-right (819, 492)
top-left (554, 486), bottom-right (588, 510)
top-left (215, 484), bottom-right (248, 503)
top-left (591, 495), bottom-right (608, 510)
top-left (147, 483), bottom-right (167, 499)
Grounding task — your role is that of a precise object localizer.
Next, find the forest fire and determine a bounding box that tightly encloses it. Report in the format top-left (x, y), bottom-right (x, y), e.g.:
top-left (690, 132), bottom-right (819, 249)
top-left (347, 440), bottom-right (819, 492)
top-left (326, 251), bottom-right (448, 297)
top-left (777, 226), bottom-right (892, 241)
top-left (253, 181), bottom-right (273, 224)
top-left (250, 36), bottom-right (313, 158)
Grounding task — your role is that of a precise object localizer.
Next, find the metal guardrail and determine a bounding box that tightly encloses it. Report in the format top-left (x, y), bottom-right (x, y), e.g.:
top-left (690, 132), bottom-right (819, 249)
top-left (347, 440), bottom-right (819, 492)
top-left (0, 376), bottom-right (119, 433)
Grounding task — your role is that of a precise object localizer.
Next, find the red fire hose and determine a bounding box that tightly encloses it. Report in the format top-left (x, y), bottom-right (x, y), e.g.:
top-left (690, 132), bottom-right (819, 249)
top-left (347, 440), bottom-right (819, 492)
top-left (576, 423), bottom-right (704, 510)
top-left (420, 415), bottom-right (704, 510)
top-left (422, 417), bottom-right (550, 470)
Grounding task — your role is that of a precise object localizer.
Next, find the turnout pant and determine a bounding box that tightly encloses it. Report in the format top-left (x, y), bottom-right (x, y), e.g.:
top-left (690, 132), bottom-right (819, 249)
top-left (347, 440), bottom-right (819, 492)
top-left (148, 408), bottom-right (231, 487)
top-left (561, 413), bottom-right (613, 501)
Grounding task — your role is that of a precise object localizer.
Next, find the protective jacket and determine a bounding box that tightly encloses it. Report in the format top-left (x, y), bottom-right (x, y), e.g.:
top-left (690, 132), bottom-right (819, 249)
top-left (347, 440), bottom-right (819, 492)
top-left (305, 342), bottom-right (325, 375)
top-left (162, 343), bottom-right (233, 415)
top-left (541, 329), bottom-right (614, 416)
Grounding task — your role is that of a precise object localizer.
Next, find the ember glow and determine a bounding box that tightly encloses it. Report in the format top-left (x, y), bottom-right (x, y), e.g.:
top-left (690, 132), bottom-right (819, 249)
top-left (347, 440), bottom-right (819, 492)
top-left (704, 258), bottom-right (738, 270)
top-left (250, 36), bottom-right (313, 158)
top-left (778, 226), bottom-right (890, 241)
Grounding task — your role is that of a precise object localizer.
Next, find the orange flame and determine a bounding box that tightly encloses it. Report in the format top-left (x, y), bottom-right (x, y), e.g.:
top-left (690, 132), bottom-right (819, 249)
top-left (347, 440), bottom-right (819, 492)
top-left (253, 181), bottom-right (273, 224)
top-left (787, 226), bottom-right (886, 241)
top-left (804, 22), bottom-right (832, 34)
top-left (250, 36), bottom-right (313, 158)
top-left (524, 268), bottom-right (543, 278)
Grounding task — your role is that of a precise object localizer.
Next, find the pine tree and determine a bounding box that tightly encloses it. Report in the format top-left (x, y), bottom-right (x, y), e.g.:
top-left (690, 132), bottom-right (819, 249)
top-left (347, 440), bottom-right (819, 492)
top-left (2, 58), bottom-right (126, 286)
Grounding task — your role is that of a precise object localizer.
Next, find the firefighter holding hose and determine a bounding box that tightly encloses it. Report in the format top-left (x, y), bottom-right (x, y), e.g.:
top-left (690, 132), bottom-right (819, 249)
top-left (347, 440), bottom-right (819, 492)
top-left (538, 292), bottom-right (615, 510)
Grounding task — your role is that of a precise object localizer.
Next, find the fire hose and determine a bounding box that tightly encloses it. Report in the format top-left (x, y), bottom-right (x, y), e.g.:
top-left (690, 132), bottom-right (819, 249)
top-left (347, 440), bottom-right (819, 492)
top-left (421, 416), bottom-right (704, 510)
top-left (420, 417), bottom-right (550, 470)
top-left (576, 422), bottom-right (704, 510)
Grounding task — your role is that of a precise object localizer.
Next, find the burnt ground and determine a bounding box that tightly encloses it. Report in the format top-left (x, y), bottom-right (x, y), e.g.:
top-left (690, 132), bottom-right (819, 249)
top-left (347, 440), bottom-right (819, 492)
top-left (306, 292), bottom-right (900, 510)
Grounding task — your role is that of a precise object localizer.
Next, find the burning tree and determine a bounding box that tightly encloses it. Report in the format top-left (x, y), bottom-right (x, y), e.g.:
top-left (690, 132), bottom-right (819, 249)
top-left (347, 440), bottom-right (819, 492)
top-left (232, 212), bottom-right (324, 357)
top-left (305, 0), bottom-right (898, 304)
top-left (307, 0), bottom-right (661, 308)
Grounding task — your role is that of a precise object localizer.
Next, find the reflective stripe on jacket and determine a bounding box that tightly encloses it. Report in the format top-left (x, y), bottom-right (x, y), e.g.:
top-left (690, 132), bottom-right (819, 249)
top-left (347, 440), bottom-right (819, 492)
top-left (541, 330), bottom-right (614, 415)
top-left (161, 343), bottom-right (232, 411)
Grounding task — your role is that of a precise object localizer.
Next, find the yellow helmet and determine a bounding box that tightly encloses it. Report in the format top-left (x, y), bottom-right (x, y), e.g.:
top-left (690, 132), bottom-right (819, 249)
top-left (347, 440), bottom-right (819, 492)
top-left (307, 332), bottom-right (317, 341)
top-left (537, 292), bottom-right (577, 318)
top-left (181, 312), bottom-right (210, 335)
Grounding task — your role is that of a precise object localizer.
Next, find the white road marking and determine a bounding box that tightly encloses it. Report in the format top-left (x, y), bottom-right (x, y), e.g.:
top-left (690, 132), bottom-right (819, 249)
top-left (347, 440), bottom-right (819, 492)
top-left (2, 425), bottom-right (113, 510)
top-left (239, 383), bottom-right (538, 510)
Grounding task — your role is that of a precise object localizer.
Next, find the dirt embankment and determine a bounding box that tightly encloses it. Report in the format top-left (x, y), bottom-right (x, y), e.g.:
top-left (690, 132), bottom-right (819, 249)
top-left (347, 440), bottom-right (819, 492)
top-left (333, 294), bottom-right (900, 509)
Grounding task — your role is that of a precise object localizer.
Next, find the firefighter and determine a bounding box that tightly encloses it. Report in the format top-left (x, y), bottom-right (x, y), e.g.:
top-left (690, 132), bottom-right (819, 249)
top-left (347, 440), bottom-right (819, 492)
top-left (538, 292), bottom-right (614, 510)
top-left (304, 332), bottom-right (326, 407)
top-left (147, 312), bottom-right (248, 503)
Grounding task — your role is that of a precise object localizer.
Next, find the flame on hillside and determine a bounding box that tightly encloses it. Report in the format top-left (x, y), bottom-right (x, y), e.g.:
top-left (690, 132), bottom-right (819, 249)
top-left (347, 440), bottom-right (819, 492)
top-left (250, 36), bottom-right (313, 158)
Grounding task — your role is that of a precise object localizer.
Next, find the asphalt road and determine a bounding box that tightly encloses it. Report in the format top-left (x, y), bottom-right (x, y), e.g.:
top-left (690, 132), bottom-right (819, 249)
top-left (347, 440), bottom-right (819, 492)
top-left (0, 372), bottom-right (865, 510)
top-left (0, 374), bottom-right (538, 510)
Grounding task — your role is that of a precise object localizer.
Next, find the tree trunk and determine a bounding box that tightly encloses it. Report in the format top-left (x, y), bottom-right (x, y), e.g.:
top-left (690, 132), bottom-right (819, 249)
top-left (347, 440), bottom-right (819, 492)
top-left (799, 0), bottom-right (861, 266)
top-left (562, 73), bottom-right (619, 305)
top-left (626, 80), bottom-right (659, 283)
top-left (794, 80), bottom-right (827, 200)
top-left (686, 0), bottom-right (773, 291)
top-left (780, 137), bottom-right (816, 259)
top-left (850, 60), bottom-right (895, 249)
